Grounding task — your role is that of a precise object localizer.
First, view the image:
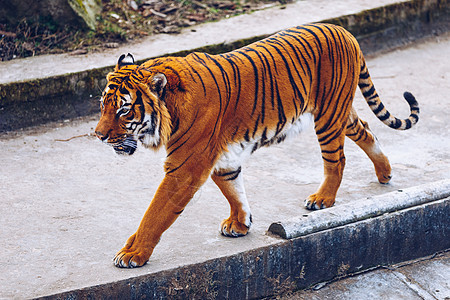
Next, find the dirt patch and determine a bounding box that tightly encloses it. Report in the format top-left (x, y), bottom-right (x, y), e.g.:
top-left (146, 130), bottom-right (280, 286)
top-left (0, 0), bottom-right (289, 61)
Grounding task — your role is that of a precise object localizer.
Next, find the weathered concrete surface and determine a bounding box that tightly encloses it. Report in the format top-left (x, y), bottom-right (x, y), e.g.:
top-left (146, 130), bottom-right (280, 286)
top-left (282, 251), bottom-right (450, 300)
top-left (269, 179), bottom-right (450, 239)
top-left (41, 198), bottom-right (450, 299)
top-left (0, 31), bottom-right (449, 299)
top-left (0, 0), bottom-right (449, 131)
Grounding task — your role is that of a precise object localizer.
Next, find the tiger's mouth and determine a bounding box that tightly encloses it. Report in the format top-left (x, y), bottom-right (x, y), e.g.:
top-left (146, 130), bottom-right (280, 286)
top-left (112, 136), bottom-right (138, 155)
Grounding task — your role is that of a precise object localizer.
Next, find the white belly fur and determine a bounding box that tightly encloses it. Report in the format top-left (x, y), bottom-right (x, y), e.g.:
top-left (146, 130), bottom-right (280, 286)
top-left (214, 113), bottom-right (314, 172)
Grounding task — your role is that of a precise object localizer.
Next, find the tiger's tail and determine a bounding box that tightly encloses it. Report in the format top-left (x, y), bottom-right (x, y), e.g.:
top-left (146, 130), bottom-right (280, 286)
top-left (358, 56), bottom-right (420, 130)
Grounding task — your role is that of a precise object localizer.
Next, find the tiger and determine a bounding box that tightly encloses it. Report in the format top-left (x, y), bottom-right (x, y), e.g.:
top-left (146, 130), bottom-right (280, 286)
top-left (95, 23), bottom-right (419, 268)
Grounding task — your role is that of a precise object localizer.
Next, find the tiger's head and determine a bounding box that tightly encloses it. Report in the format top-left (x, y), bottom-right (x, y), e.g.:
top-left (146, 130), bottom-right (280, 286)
top-left (95, 53), bottom-right (172, 155)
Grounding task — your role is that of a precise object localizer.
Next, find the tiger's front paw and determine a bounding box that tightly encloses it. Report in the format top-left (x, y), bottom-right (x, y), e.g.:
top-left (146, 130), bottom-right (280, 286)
top-left (305, 194), bottom-right (335, 210)
top-left (375, 166), bottom-right (392, 184)
top-left (220, 217), bottom-right (251, 237)
top-left (113, 234), bottom-right (153, 268)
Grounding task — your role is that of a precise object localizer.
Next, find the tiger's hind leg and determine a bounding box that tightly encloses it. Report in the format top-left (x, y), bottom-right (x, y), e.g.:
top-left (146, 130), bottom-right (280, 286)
top-left (305, 120), bottom-right (348, 210)
top-left (212, 167), bottom-right (252, 237)
top-left (345, 107), bottom-right (392, 183)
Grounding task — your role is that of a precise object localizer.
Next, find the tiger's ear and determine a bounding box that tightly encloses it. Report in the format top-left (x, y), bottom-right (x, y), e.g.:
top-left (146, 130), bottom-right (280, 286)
top-left (115, 53), bottom-right (135, 71)
top-left (150, 73), bottom-right (167, 98)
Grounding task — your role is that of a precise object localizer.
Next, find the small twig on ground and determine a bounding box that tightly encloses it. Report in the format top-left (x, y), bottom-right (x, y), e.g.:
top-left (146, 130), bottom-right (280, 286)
top-left (372, 75), bottom-right (397, 79)
top-left (55, 133), bottom-right (94, 142)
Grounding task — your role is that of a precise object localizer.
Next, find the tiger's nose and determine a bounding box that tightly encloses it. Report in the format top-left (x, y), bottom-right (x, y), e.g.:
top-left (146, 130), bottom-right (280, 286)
top-left (95, 131), bottom-right (109, 142)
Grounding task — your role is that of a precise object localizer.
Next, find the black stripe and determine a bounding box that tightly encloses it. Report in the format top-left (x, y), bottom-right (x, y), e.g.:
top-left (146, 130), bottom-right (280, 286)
top-left (255, 43), bottom-right (278, 109)
top-left (346, 117), bottom-right (359, 129)
top-left (311, 24), bottom-right (333, 57)
top-left (405, 119), bottom-right (412, 129)
top-left (185, 60), bottom-right (206, 95)
top-left (286, 27), bottom-right (317, 65)
top-left (280, 32), bottom-right (313, 79)
top-left (231, 124), bottom-right (240, 140)
top-left (245, 48), bottom-right (268, 123)
top-left (133, 89), bottom-right (146, 126)
top-left (208, 55), bottom-right (232, 116)
top-left (216, 167), bottom-right (242, 181)
top-left (108, 84), bottom-right (118, 90)
top-left (321, 146), bottom-right (343, 154)
top-left (358, 82), bottom-right (371, 89)
top-left (167, 110), bottom-right (199, 157)
top-left (266, 37), bottom-right (305, 102)
top-left (353, 131), bottom-right (364, 142)
top-left (322, 156), bottom-right (340, 164)
top-left (170, 118), bottom-right (180, 136)
top-left (277, 33), bottom-right (309, 88)
top-left (316, 88), bottom-right (353, 136)
top-left (390, 119), bottom-right (402, 129)
top-left (300, 25), bottom-right (323, 54)
top-left (260, 127), bottom-right (268, 145)
top-left (367, 99), bottom-right (377, 106)
top-left (362, 86), bottom-right (376, 98)
top-left (275, 34), bottom-right (307, 113)
top-left (166, 153), bottom-right (194, 175)
top-left (244, 129), bottom-right (250, 142)
top-left (236, 49), bottom-right (259, 115)
top-left (193, 53), bottom-right (223, 150)
top-left (252, 114), bottom-right (261, 138)
top-left (162, 66), bottom-right (182, 88)
top-left (372, 103), bottom-right (385, 115)
top-left (360, 60), bottom-right (366, 72)
top-left (318, 126), bottom-right (344, 146)
top-left (378, 111), bottom-right (391, 121)
top-left (275, 83), bottom-right (286, 135)
top-left (251, 143), bottom-right (259, 154)
top-left (224, 54), bottom-right (242, 110)
top-left (262, 42), bottom-right (305, 132)
top-left (314, 25), bottom-right (351, 129)
top-left (360, 71), bottom-right (370, 79)
top-left (119, 86), bottom-right (130, 95)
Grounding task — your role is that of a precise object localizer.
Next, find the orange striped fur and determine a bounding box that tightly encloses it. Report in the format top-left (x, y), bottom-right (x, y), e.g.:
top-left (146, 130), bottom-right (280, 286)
top-left (95, 23), bottom-right (419, 268)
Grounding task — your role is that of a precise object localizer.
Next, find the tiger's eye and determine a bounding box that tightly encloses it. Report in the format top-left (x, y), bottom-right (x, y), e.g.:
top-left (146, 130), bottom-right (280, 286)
top-left (117, 106), bottom-right (131, 116)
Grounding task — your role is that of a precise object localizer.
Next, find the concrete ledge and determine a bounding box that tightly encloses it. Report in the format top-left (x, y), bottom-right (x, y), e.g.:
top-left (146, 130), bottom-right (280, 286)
top-left (0, 0), bottom-right (449, 132)
top-left (39, 182), bottom-right (450, 299)
top-left (0, 69), bottom-right (106, 132)
top-left (268, 179), bottom-right (450, 239)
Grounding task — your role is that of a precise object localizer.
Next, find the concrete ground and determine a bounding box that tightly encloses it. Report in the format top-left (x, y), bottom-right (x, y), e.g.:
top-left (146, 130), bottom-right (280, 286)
top-left (282, 251), bottom-right (450, 300)
top-left (1, 30), bottom-right (449, 298)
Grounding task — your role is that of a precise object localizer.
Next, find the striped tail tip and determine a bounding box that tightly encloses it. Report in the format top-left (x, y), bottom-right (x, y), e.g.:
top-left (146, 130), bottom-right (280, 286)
top-left (404, 91), bottom-right (420, 126)
top-left (391, 91), bottom-right (419, 130)
top-left (403, 91), bottom-right (418, 107)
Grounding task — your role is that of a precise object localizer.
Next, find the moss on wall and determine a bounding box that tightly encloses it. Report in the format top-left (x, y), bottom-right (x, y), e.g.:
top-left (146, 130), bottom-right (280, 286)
top-left (68, 0), bottom-right (101, 30)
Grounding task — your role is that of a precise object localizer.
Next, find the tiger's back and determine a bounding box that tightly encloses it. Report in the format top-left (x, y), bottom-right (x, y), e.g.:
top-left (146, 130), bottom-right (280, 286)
top-left (147, 24), bottom-right (362, 160)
